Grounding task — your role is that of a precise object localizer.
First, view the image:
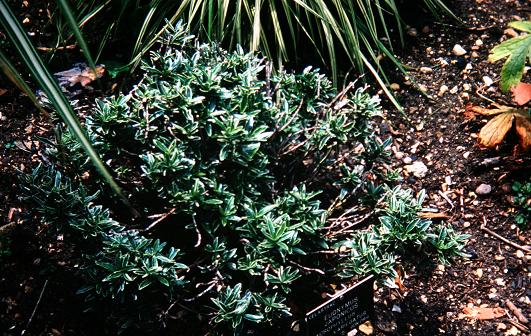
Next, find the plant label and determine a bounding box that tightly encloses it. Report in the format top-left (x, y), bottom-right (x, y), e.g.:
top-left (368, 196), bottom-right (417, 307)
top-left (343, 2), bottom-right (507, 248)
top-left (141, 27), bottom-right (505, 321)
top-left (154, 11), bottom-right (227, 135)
top-left (305, 276), bottom-right (375, 336)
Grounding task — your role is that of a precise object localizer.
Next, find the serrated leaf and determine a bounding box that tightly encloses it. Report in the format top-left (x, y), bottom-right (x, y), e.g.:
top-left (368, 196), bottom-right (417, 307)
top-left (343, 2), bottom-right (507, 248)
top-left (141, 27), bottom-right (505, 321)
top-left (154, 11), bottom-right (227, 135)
top-left (509, 20), bottom-right (531, 33)
top-left (500, 40), bottom-right (530, 91)
top-left (479, 112), bottom-right (515, 148)
top-left (488, 35), bottom-right (530, 63)
top-left (488, 33), bottom-right (531, 92)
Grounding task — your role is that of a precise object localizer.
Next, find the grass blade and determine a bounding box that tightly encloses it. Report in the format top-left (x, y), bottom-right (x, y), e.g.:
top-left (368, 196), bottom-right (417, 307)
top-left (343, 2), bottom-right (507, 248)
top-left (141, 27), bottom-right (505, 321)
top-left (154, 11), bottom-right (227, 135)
top-left (0, 1), bottom-right (136, 214)
top-left (57, 0), bottom-right (97, 71)
top-left (0, 49), bottom-right (46, 114)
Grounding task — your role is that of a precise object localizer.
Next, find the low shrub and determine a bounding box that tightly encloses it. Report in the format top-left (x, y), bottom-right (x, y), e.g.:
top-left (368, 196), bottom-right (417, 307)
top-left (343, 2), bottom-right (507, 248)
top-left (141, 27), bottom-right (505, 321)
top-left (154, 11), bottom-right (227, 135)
top-left (22, 23), bottom-right (468, 334)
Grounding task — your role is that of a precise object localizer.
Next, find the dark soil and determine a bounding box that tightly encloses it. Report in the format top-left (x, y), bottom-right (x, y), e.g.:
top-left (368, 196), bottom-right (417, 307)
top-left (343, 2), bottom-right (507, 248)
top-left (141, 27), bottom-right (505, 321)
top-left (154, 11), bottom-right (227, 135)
top-left (0, 0), bottom-right (529, 335)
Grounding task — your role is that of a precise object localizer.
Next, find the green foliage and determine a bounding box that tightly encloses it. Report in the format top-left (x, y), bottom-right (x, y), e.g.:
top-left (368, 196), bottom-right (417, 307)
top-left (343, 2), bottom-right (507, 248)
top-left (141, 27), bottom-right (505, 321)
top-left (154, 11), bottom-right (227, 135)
top-left (340, 187), bottom-right (470, 279)
top-left (51, 0), bottom-right (454, 108)
top-left (0, 1), bottom-right (130, 210)
top-left (512, 179), bottom-right (530, 229)
top-left (428, 224), bottom-right (470, 265)
top-left (488, 21), bottom-right (531, 91)
top-left (21, 164), bottom-right (187, 305)
top-left (80, 230), bottom-right (188, 300)
top-left (23, 23), bottom-right (468, 333)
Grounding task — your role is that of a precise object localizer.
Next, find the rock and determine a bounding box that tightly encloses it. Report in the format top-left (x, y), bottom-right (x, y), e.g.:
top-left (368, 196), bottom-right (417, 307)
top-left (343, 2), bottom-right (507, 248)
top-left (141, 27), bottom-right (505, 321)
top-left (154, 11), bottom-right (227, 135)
top-left (475, 39), bottom-right (483, 46)
top-left (403, 157), bottom-right (413, 164)
top-left (404, 161), bottom-right (428, 178)
top-left (463, 83), bottom-right (471, 91)
top-left (483, 76), bottom-right (494, 87)
top-left (438, 85), bottom-right (449, 96)
top-left (452, 44), bottom-right (467, 56)
top-left (422, 26), bottom-right (430, 34)
top-left (463, 151), bottom-right (471, 159)
top-left (358, 321), bottom-right (374, 335)
top-left (407, 27), bottom-right (418, 37)
top-left (394, 151), bottom-right (404, 160)
top-left (419, 84), bottom-right (428, 92)
top-left (504, 28), bottom-right (518, 38)
top-left (475, 183), bottom-right (492, 195)
top-left (419, 66), bottom-right (433, 74)
top-left (449, 85), bottom-right (458, 94)
top-left (390, 83), bottom-right (400, 91)
top-left (392, 305), bottom-right (402, 313)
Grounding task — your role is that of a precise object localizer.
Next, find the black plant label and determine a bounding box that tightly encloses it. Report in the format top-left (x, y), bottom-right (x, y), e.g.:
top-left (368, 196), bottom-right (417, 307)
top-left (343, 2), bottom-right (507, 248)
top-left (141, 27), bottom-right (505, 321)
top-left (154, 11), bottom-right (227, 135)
top-left (305, 276), bottom-right (375, 336)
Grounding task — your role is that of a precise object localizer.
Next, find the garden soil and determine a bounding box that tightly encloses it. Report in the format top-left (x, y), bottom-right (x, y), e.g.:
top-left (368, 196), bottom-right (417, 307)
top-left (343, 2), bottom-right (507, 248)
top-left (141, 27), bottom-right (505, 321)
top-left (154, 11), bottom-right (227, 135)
top-left (0, 0), bottom-right (529, 335)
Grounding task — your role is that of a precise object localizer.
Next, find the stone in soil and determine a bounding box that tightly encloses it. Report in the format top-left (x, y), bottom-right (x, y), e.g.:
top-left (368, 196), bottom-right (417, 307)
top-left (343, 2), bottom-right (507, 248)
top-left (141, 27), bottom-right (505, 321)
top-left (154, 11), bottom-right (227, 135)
top-left (475, 183), bottom-right (492, 195)
top-left (404, 161), bottom-right (428, 178)
top-left (452, 44), bottom-right (467, 56)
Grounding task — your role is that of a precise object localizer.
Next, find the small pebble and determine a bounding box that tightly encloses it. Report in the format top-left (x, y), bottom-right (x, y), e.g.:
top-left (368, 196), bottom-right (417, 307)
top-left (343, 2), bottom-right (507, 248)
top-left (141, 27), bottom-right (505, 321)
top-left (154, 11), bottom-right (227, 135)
top-left (452, 44), bottom-right (467, 56)
top-left (404, 161), bottom-right (428, 178)
top-left (438, 85), bottom-right (449, 96)
top-left (450, 85), bottom-right (459, 94)
top-left (419, 66), bottom-right (433, 74)
top-left (463, 151), bottom-right (471, 159)
top-left (475, 183), bottom-right (492, 195)
top-left (403, 157), bottom-right (413, 164)
top-left (483, 76), bottom-right (494, 87)
top-left (504, 28), bottom-right (518, 38)
top-left (407, 27), bottom-right (418, 37)
top-left (475, 39), bottom-right (483, 46)
top-left (471, 51), bottom-right (479, 58)
top-left (390, 83), bottom-right (400, 91)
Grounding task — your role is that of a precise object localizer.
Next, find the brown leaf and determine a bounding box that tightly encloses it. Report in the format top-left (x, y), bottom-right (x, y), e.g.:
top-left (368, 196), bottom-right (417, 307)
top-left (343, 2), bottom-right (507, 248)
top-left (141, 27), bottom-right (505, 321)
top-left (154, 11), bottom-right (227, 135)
top-left (459, 306), bottom-right (506, 320)
top-left (479, 112), bottom-right (516, 148)
top-left (511, 82), bottom-right (531, 105)
top-left (0, 88), bottom-right (7, 96)
top-left (514, 112), bottom-right (531, 150)
top-left (466, 104), bottom-right (512, 117)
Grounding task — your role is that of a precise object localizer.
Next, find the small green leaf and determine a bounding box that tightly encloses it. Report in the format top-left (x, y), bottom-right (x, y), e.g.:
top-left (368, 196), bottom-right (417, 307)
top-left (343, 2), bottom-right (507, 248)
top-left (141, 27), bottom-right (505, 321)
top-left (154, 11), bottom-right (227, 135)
top-left (509, 20), bottom-right (531, 33)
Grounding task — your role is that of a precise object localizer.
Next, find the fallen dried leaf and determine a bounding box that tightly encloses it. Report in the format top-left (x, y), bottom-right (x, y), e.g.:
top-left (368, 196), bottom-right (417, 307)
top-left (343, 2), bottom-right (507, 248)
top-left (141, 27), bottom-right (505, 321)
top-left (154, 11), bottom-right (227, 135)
top-left (511, 82), bottom-right (531, 105)
top-left (479, 112), bottom-right (515, 148)
top-left (459, 306), bottom-right (506, 320)
top-left (477, 108), bottom-right (531, 150)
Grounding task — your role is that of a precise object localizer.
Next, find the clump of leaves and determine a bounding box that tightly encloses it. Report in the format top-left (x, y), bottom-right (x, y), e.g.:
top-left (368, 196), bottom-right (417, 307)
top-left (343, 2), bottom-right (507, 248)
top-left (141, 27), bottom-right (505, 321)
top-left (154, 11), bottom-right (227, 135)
top-left (23, 22), bottom-right (469, 333)
top-left (21, 164), bottom-right (187, 305)
top-left (339, 187), bottom-right (469, 280)
top-left (465, 105), bottom-right (531, 151)
top-left (489, 21), bottom-right (531, 92)
top-left (511, 179), bottom-right (530, 229)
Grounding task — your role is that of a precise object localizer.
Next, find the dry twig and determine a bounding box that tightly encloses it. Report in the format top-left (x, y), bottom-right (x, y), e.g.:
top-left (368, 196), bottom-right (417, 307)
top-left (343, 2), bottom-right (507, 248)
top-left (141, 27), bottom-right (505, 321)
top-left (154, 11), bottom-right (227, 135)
top-left (21, 280), bottom-right (48, 336)
top-left (481, 216), bottom-right (531, 253)
top-left (505, 299), bottom-right (529, 324)
top-left (144, 208), bottom-right (177, 231)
